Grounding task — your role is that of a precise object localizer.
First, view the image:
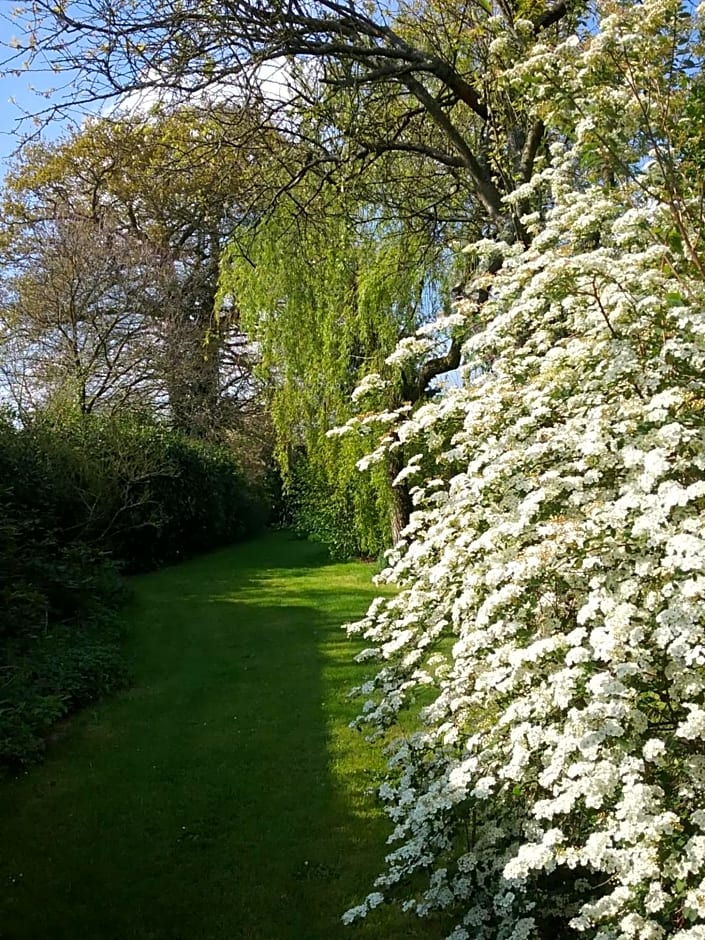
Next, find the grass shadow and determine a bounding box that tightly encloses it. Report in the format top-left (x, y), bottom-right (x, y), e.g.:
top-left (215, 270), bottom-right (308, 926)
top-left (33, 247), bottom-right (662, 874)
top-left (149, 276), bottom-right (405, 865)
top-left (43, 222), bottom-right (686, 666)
top-left (0, 531), bottom-right (447, 939)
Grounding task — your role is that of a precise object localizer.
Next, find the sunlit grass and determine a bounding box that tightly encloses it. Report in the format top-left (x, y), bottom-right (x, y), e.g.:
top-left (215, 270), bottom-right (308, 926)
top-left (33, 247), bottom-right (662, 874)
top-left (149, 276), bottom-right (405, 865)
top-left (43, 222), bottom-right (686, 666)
top-left (0, 531), bottom-right (447, 939)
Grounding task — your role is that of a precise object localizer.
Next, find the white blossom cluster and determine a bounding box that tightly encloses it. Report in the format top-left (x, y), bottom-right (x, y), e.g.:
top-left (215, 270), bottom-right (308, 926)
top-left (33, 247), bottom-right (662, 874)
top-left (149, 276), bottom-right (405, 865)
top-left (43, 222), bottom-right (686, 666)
top-left (344, 2), bottom-right (705, 937)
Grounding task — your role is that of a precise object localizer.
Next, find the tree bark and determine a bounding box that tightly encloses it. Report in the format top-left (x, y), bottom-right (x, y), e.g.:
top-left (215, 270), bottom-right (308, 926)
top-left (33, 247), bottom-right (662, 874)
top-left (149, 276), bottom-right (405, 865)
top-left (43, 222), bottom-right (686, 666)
top-left (388, 444), bottom-right (414, 544)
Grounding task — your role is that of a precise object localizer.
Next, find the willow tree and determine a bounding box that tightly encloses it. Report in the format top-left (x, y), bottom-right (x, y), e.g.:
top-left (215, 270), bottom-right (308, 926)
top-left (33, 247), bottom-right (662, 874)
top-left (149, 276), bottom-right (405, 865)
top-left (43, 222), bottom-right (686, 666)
top-left (220, 181), bottom-right (458, 549)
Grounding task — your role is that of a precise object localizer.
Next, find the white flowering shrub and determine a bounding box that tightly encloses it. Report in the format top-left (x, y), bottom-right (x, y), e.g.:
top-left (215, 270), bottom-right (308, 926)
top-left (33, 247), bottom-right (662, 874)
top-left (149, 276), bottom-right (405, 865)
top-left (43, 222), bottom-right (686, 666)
top-left (344, 2), bottom-right (705, 937)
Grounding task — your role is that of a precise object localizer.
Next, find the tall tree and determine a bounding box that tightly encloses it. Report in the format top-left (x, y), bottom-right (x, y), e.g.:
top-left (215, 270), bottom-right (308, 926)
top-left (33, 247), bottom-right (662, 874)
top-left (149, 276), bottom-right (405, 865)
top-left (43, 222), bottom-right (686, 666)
top-left (0, 213), bottom-right (165, 418)
top-left (1, 107), bottom-right (270, 435)
top-left (222, 177), bottom-right (458, 545)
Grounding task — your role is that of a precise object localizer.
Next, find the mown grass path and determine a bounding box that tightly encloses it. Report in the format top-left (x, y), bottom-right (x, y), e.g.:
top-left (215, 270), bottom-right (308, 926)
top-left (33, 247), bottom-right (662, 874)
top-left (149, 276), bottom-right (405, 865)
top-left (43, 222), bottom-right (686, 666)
top-left (0, 532), bottom-right (444, 940)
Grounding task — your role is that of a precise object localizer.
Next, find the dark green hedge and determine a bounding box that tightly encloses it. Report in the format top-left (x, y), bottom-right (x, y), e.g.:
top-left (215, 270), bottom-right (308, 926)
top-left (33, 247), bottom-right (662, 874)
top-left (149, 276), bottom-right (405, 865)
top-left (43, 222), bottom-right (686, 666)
top-left (0, 413), bottom-right (268, 768)
top-left (285, 453), bottom-right (389, 561)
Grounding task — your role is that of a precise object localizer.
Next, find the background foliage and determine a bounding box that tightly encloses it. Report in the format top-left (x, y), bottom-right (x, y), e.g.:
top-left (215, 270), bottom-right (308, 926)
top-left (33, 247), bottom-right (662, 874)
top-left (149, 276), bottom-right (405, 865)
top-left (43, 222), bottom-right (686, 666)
top-left (0, 412), bottom-right (267, 768)
top-left (285, 450), bottom-right (390, 560)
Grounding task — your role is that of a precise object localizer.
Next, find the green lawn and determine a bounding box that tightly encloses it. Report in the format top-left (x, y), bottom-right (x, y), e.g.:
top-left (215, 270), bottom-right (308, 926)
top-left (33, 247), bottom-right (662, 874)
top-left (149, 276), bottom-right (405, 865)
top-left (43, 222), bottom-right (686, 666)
top-left (0, 532), bottom-right (445, 940)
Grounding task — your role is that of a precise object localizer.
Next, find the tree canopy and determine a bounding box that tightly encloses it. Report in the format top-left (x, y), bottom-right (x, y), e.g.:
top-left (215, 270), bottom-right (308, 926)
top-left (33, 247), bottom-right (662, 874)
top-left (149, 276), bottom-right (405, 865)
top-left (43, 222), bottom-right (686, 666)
top-left (0, 107), bottom-right (270, 437)
top-left (9, 0), bottom-right (575, 237)
top-left (220, 173), bottom-right (461, 545)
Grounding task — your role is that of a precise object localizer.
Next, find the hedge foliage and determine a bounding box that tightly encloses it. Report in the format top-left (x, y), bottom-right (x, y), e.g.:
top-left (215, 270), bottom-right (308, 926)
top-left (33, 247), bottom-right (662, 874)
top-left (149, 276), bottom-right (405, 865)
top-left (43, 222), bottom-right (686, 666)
top-left (285, 452), bottom-right (389, 561)
top-left (0, 413), bottom-right (267, 768)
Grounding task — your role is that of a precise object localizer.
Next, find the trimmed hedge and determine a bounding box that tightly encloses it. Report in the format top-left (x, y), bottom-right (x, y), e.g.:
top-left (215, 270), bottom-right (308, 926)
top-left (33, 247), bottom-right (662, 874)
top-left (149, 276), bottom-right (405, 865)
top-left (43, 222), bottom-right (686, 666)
top-left (0, 413), bottom-right (268, 768)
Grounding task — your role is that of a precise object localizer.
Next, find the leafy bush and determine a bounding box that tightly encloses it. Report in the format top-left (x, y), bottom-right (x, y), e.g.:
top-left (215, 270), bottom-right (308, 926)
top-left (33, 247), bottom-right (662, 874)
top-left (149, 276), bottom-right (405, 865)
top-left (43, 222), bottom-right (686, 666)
top-left (0, 624), bottom-right (128, 768)
top-left (86, 421), bottom-right (267, 571)
top-left (286, 453), bottom-right (388, 560)
top-left (0, 419), bottom-right (127, 646)
top-left (0, 412), bottom-right (268, 768)
top-left (343, 6), bottom-right (705, 938)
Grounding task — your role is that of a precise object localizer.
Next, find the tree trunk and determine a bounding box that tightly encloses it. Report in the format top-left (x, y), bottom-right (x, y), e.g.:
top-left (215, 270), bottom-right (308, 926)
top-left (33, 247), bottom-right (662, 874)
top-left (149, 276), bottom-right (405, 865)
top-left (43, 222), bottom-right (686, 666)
top-left (164, 310), bottom-right (222, 438)
top-left (388, 446), bottom-right (413, 544)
